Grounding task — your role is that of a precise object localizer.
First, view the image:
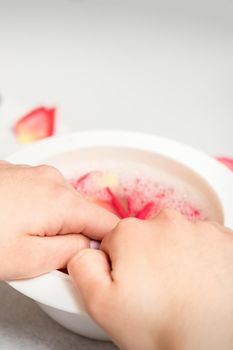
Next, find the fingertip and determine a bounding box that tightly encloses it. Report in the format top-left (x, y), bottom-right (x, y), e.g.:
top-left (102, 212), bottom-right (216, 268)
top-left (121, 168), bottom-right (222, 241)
top-left (68, 248), bottom-right (110, 279)
top-left (67, 248), bottom-right (112, 296)
top-left (68, 248), bottom-right (94, 275)
top-left (90, 240), bottom-right (100, 249)
top-left (81, 200), bottom-right (120, 235)
top-left (68, 249), bottom-right (113, 321)
top-left (61, 193), bottom-right (120, 240)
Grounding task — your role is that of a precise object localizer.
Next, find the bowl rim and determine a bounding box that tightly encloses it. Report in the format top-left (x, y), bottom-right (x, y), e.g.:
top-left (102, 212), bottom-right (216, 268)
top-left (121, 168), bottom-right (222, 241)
top-left (5, 129), bottom-right (233, 313)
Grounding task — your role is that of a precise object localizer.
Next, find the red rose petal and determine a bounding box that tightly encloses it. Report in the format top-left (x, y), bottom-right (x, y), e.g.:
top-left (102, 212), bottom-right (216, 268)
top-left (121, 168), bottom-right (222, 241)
top-left (13, 106), bottom-right (56, 144)
top-left (127, 196), bottom-right (134, 216)
top-left (75, 172), bottom-right (92, 188)
top-left (135, 201), bottom-right (155, 220)
top-left (216, 156), bottom-right (233, 172)
top-left (106, 187), bottom-right (129, 218)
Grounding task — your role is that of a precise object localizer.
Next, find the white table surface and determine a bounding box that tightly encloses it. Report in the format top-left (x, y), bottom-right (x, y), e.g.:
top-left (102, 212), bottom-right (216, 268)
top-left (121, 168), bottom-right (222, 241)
top-left (0, 0), bottom-right (232, 349)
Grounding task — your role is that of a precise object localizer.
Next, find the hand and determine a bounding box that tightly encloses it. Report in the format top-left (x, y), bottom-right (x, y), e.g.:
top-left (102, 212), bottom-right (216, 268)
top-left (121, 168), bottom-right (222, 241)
top-left (68, 210), bottom-right (233, 350)
top-left (0, 161), bottom-right (118, 280)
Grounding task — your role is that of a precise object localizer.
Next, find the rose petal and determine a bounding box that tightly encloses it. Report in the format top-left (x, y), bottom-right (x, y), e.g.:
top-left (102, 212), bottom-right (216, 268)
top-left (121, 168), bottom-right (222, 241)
top-left (13, 106), bottom-right (56, 144)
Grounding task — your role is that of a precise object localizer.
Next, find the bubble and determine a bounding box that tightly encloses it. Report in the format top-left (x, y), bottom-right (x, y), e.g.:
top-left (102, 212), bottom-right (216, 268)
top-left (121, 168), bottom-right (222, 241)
top-left (70, 169), bottom-right (204, 221)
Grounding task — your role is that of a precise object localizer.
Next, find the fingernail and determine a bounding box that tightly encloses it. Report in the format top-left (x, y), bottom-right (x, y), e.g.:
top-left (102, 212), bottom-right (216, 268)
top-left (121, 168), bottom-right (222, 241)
top-left (90, 240), bottom-right (100, 249)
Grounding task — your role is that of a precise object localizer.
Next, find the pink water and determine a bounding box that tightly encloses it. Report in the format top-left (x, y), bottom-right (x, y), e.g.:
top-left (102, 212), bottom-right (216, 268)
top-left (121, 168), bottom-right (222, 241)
top-left (70, 171), bottom-right (205, 221)
top-left (45, 147), bottom-right (223, 223)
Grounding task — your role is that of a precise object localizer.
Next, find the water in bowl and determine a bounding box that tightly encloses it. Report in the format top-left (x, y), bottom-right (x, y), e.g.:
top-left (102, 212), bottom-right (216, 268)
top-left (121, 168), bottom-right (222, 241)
top-left (44, 147), bottom-right (223, 223)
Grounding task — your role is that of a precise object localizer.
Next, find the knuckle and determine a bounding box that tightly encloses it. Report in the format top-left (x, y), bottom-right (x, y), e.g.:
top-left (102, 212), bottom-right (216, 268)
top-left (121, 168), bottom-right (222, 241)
top-left (156, 208), bottom-right (183, 223)
top-left (117, 217), bottom-right (141, 232)
top-left (107, 217), bottom-right (144, 245)
top-left (34, 164), bottom-right (61, 178)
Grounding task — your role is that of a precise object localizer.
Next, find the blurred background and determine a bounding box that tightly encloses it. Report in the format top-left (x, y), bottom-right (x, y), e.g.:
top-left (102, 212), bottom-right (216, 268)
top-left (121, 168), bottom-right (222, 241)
top-left (0, 0), bottom-right (233, 157)
top-left (0, 1), bottom-right (232, 349)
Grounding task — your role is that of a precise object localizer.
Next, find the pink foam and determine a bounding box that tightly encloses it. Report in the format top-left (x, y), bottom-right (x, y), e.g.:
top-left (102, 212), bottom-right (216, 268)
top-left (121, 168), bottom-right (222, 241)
top-left (70, 171), bottom-right (204, 221)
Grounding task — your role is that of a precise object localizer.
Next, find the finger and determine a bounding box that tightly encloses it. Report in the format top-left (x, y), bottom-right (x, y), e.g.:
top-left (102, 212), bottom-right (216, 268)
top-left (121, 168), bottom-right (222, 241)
top-left (0, 161), bottom-right (30, 169)
top-left (100, 217), bottom-right (147, 261)
top-left (15, 164), bottom-right (32, 168)
top-left (209, 221), bottom-right (233, 235)
top-left (59, 194), bottom-right (120, 240)
top-left (20, 234), bottom-right (91, 278)
top-left (68, 249), bottom-right (112, 311)
top-left (0, 160), bottom-right (11, 167)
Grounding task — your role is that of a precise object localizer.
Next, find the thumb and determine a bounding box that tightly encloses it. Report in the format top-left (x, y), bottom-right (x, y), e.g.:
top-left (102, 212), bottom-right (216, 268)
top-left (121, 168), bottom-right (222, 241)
top-left (68, 249), bottom-right (112, 314)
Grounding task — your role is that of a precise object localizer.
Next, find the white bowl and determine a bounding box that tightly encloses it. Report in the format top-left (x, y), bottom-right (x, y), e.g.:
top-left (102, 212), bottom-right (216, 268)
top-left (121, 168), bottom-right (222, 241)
top-left (5, 130), bottom-right (233, 340)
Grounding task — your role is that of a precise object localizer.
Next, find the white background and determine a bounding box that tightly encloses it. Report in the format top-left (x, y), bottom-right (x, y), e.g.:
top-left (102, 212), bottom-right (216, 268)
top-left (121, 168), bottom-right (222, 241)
top-left (0, 0), bottom-right (233, 157)
top-left (0, 1), bottom-right (232, 349)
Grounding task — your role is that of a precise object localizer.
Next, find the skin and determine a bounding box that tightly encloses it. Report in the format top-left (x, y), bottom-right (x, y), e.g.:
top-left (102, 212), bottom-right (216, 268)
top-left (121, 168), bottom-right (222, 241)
top-left (68, 210), bottom-right (233, 350)
top-left (1, 161), bottom-right (233, 349)
top-left (0, 161), bottom-right (119, 280)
